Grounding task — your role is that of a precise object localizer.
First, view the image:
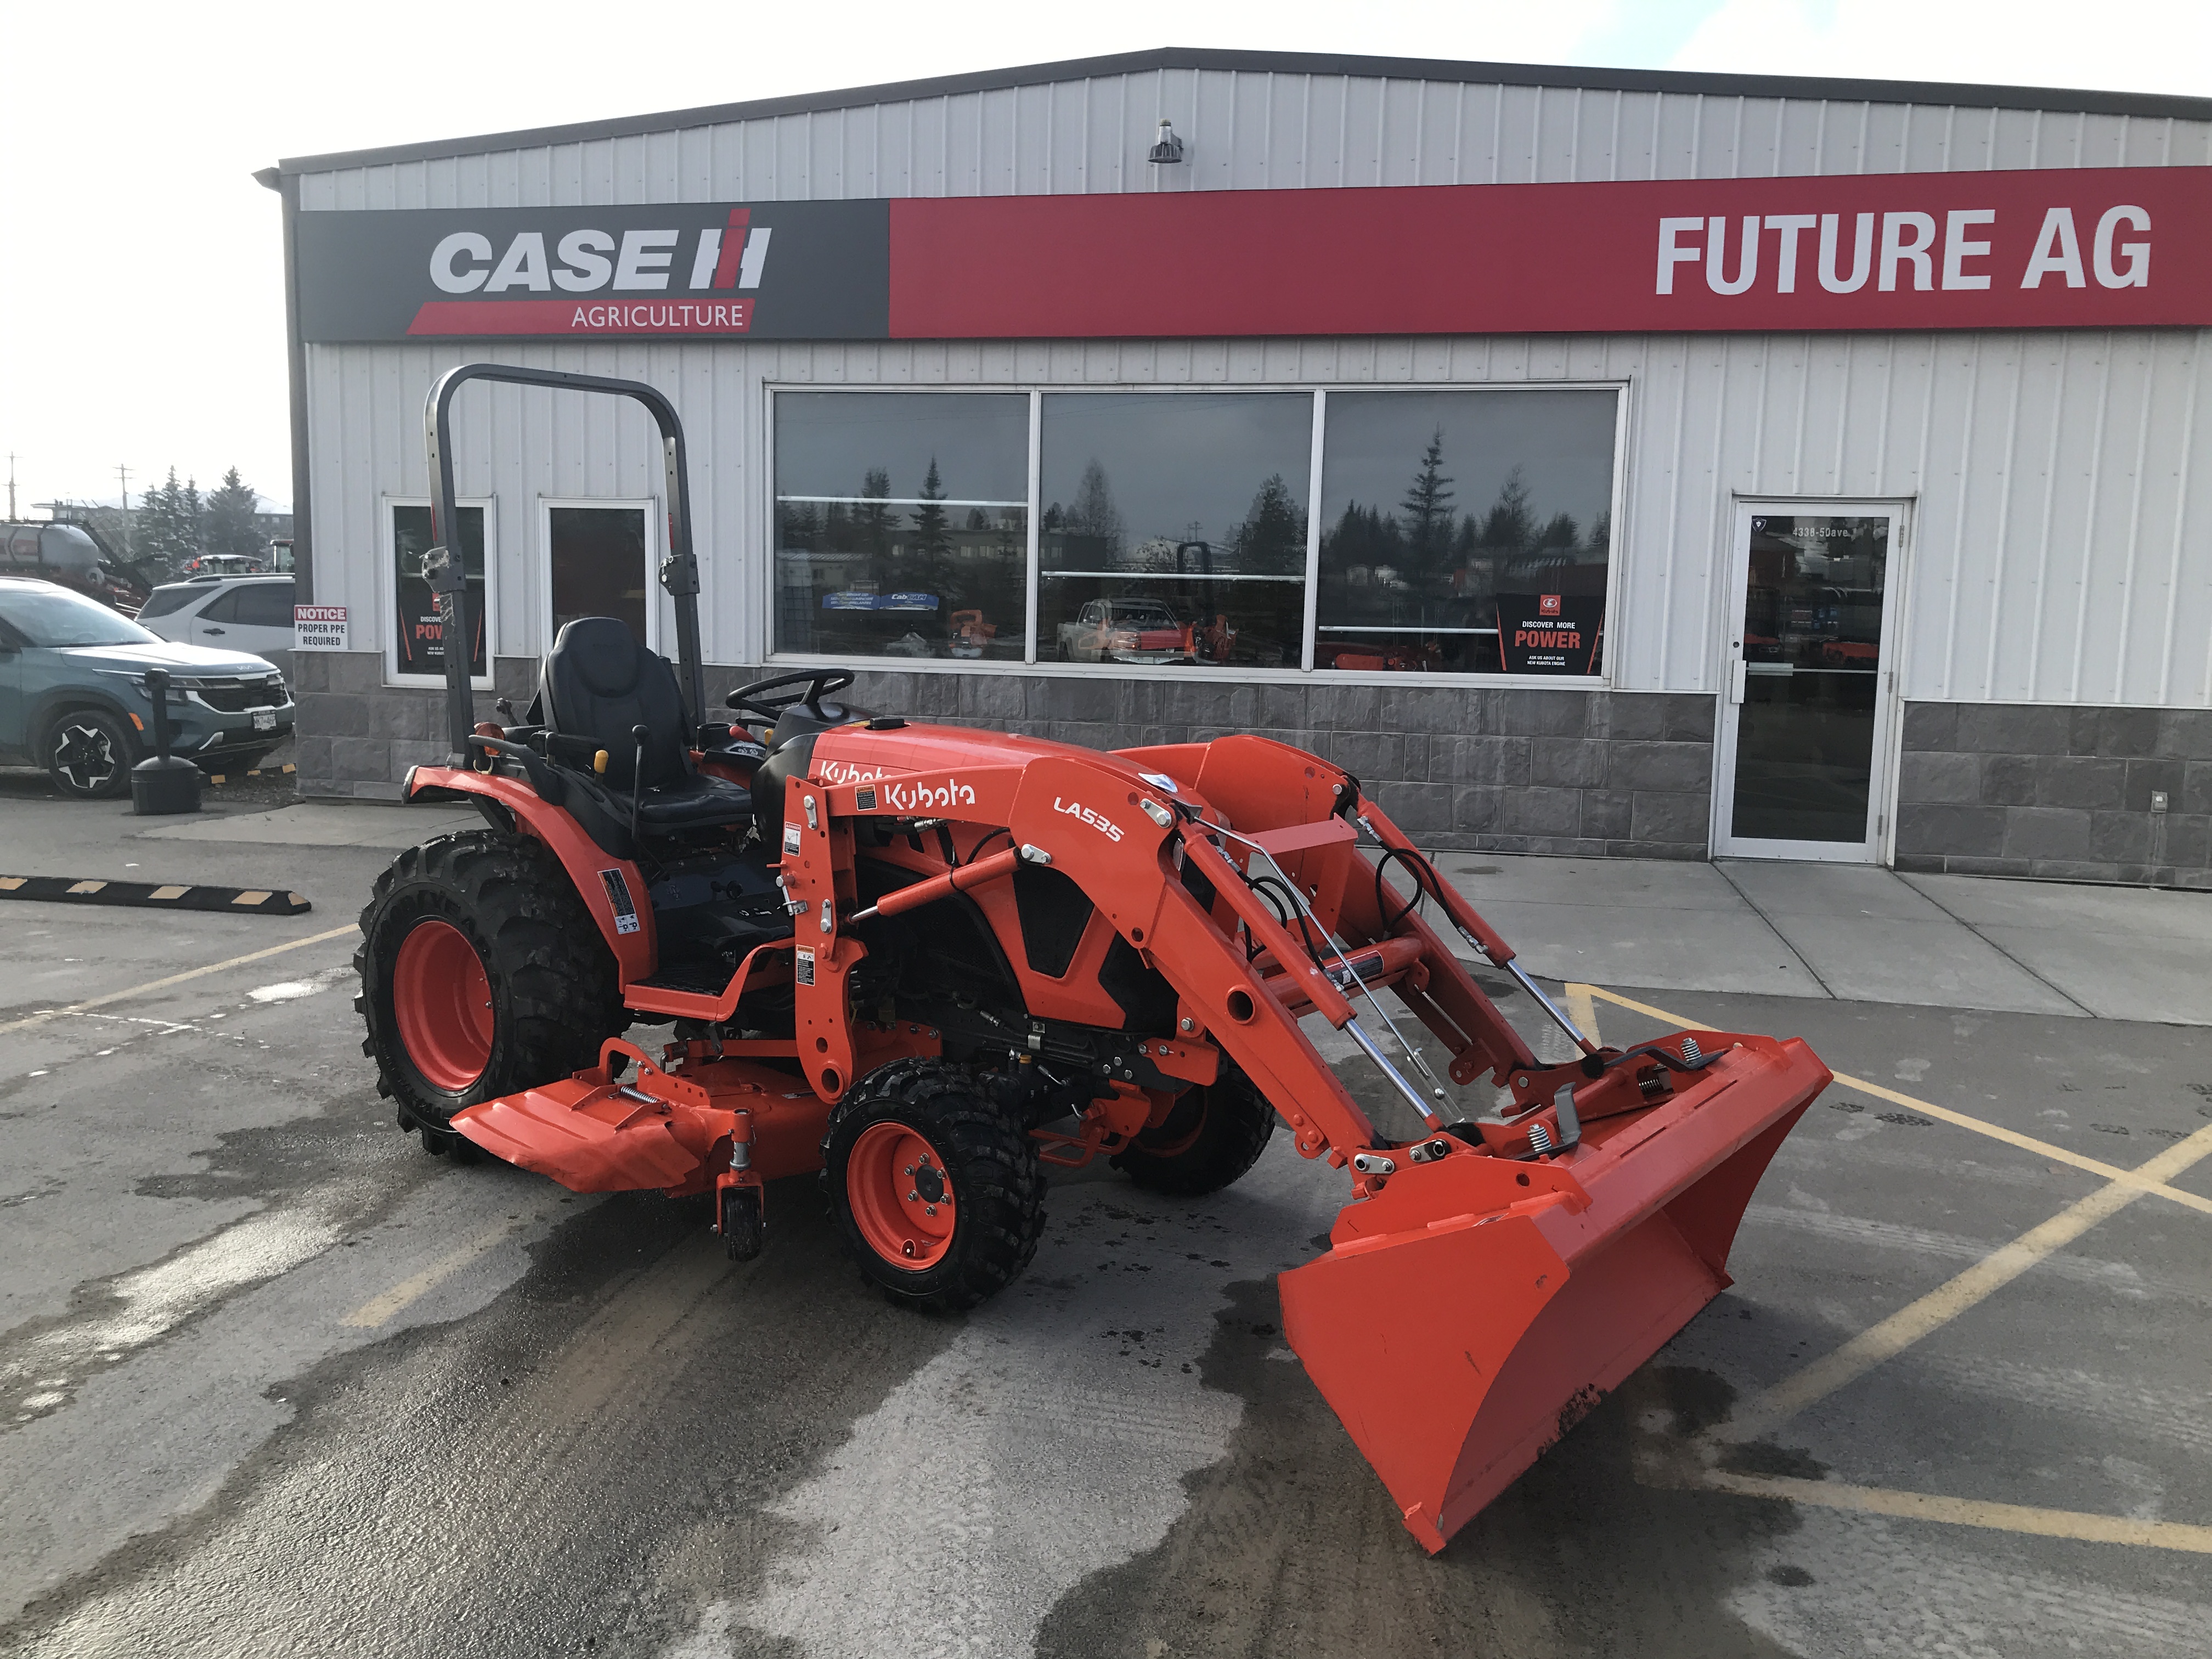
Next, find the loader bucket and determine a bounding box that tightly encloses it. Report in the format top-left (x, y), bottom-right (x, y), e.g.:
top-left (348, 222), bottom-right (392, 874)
top-left (1278, 1031), bottom-right (1829, 1553)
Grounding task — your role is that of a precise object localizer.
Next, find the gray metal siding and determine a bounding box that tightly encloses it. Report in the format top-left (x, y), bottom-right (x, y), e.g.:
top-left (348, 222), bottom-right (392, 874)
top-left (295, 71), bottom-right (2212, 210)
top-left (305, 326), bottom-right (2212, 710)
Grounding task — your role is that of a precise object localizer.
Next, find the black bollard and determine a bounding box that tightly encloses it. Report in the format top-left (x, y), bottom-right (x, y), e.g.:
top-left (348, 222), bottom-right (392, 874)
top-left (131, 667), bottom-right (203, 815)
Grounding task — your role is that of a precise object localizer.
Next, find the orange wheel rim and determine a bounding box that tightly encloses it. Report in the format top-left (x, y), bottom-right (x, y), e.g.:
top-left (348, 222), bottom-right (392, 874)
top-left (847, 1121), bottom-right (957, 1268)
top-left (392, 918), bottom-right (493, 1092)
top-left (1137, 1091), bottom-right (1207, 1159)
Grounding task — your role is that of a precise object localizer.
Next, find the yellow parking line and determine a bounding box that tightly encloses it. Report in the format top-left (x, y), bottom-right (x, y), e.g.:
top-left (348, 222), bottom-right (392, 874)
top-left (1579, 984), bottom-right (2212, 1216)
top-left (1564, 982), bottom-right (1601, 1047)
top-left (1725, 1133), bottom-right (2212, 1442)
top-left (1699, 1470), bottom-right (2212, 1553)
top-left (0, 924), bottom-right (357, 1036)
top-left (1831, 1071), bottom-right (2212, 1216)
top-left (1585, 976), bottom-right (2212, 1549)
top-left (341, 1219), bottom-right (520, 1328)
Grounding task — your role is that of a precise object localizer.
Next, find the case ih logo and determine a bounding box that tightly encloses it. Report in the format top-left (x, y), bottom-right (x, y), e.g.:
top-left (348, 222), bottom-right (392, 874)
top-left (294, 200), bottom-right (889, 343)
top-left (412, 210), bottom-right (773, 337)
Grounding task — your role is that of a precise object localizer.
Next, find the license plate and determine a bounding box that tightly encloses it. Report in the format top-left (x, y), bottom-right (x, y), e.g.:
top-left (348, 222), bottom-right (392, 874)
top-left (252, 709), bottom-right (278, 732)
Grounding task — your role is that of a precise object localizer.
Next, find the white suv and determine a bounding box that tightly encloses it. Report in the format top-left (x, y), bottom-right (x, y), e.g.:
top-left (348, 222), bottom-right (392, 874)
top-left (137, 573), bottom-right (295, 664)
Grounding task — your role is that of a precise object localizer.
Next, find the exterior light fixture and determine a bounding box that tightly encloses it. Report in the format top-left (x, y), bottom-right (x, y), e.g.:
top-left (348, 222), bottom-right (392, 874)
top-left (1148, 119), bottom-right (1184, 163)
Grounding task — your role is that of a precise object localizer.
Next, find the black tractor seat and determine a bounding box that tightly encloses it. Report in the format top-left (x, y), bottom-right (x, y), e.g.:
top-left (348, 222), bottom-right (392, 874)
top-left (539, 617), bottom-right (752, 845)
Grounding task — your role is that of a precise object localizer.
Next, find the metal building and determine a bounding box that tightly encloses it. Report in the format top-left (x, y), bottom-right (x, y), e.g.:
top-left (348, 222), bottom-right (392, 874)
top-left (260, 47), bottom-right (2212, 885)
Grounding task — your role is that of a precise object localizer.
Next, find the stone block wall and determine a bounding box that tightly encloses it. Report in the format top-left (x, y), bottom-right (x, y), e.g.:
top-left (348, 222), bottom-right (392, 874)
top-left (290, 651), bottom-right (533, 800)
top-left (292, 652), bottom-right (1717, 858)
top-left (1895, 703), bottom-right (2212, 888)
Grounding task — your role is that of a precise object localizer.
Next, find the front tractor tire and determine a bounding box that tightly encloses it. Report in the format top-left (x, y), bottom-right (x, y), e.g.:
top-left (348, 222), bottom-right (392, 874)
top-left (1110, 1075), bottom-right (1276, 1197)
top-left (356, 829), bottom-right (627, 1156)
top-left (823, 1062), bottom-right (1046, 1313)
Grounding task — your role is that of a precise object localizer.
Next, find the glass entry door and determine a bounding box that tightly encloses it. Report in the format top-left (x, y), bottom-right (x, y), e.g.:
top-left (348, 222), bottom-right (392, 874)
top-left (1713, 504), bottom-right (1904, 861)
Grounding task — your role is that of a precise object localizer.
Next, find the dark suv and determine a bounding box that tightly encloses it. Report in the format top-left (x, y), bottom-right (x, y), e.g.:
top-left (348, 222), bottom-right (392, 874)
top-left (0, 575), bottom-right (296, 798)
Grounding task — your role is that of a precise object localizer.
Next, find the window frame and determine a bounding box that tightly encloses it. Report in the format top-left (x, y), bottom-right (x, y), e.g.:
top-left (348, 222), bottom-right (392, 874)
top-left (382, 495), bottom-right (498, 691)
top-left (537, 496), bottom-right (662, 658)
top-left (761, 380), bottom-right (1629, 689)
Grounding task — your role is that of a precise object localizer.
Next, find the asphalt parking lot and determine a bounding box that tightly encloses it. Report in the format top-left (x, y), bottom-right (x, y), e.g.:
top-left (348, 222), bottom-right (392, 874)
top-left (1, 778), bottom-right (2208, 1658)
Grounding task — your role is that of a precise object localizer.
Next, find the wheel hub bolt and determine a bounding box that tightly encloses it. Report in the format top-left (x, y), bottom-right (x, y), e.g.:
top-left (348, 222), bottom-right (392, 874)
top-left (925, 1205), bottom-right (937, 1216)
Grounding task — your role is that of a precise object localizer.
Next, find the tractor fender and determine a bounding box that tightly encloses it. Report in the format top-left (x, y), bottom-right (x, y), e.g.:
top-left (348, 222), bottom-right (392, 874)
top-left (403, 764), bottom-right (656, 984)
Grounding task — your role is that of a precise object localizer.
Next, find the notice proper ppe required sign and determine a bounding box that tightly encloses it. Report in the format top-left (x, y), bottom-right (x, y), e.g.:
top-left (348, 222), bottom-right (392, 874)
top-left (294, 605), bottom-right (349, 650)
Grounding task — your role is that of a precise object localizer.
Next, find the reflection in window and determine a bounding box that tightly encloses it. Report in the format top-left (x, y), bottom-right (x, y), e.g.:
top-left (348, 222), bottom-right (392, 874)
top-left (1317, 391), bottom-right (1616, 674)
top-left (548, 506), bottom-right (647, 646)
top-left (392, 504), bottom-right (487, 679)
top-left (774, 392), bottom-right (1028, 661)
top-left (1039, 393), bottom-right (1310, 668)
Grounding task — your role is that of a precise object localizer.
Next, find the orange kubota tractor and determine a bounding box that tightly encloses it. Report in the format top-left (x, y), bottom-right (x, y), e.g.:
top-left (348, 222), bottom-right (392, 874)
top-left (358, 365), bottom-right (1831, 1553)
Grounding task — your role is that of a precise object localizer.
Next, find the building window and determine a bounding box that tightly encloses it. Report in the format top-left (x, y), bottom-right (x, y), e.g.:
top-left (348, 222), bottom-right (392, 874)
top-left (1039, 393), bottom-right (1310, 668)
top-left (1316, 390), bottom-right (1617, 674)
top-left (387, 500), bottom-right (492, 687)
top-left (544, 501), bottom-right (653, 649)
top-left (774, 392), bottom-right (1029, 661)
top-left (767, 384), bottom-right (1618, 679)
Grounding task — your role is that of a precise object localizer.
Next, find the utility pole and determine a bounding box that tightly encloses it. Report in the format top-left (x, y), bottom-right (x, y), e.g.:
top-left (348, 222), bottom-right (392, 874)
top-left (116, 464), bottom-right (132, 558)
top-left (6, 453), bottom-right (15, 521)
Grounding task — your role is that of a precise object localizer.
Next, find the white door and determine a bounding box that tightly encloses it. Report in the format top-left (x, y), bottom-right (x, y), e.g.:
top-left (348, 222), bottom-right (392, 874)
top-left (1712, 503), bottom-right (1905, 862)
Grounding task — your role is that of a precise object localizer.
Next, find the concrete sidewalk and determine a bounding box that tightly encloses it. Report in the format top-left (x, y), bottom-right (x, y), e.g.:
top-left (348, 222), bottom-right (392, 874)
top-left (1428, 852), bottom-right (2212, 1025)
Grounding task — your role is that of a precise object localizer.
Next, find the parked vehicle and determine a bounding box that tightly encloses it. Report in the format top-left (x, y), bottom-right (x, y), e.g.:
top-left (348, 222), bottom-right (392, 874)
top-left (2, 520), bottom-right (116, 603)
top-left (1057, 597), bottom-right (1197, 664)
top-left (179, 553), bottom-right (264, 578)
top-left (137, 574), bottom-right (297, 661)
top-left (0, 576), bottom-right (295, 797)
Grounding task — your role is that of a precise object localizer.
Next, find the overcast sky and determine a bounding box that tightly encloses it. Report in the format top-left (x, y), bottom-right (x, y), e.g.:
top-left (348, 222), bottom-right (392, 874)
top-left (2, 1), bottom-right (2203, 517)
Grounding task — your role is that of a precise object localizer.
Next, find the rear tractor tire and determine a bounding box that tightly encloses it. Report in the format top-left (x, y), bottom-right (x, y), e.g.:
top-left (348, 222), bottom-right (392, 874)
top-left (356, 829), bottom-right (627, 1157)
top-left (822, 1062), bottom-right (1046, 1313)
top-left (1111, 1075), bottom-right (1276, 1197)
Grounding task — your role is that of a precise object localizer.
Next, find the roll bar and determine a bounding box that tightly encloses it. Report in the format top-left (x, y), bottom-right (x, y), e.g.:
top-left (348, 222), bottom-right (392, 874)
top-left (422, 363), bottom-right (706, 765)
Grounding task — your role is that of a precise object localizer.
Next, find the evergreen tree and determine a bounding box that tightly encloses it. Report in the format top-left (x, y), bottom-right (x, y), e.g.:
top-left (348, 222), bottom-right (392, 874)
top-left (137, 467), bottom-right (206, 572)
top-left (1400, 431), bottom-right (1455, 563)
top-left (1536, 511), bottom-right (1580, 552)
top-left (1232, 473), bottom-right (1306, 573)
top-left (911, 459), bottom-right (951, 560)
top-left (911, 458), bottom-right (952, 596)
top-left (1478, 465), bottom-right (1534, 557)
top-left (855, 467), bottom-right (894, 547)
top-left (1582, 512), bottom-right (1611, 561)
top-left (203, 467), bottom-right (261, 560)
top-left (1067, 459), bottom-right (1122, 557)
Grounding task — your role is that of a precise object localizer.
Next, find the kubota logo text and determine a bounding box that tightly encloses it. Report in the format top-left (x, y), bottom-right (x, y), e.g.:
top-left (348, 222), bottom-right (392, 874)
top-left (881, 776), bottom-right (978, 814)
top-left (817, 759), bottom-right (889, 786)
top-left (1054, 798), bottom-right (1124, 842)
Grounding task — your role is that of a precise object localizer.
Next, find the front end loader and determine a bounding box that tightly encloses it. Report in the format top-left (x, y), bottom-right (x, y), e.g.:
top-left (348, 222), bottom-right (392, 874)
top-left (356, 364), bottom-right (1831, 1553)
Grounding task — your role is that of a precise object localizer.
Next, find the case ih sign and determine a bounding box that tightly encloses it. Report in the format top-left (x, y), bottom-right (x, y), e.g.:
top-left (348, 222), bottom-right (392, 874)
top-left (296, 202), bottom-right (889, 341)
top-left (295, 165), bottom-right (2211, 343)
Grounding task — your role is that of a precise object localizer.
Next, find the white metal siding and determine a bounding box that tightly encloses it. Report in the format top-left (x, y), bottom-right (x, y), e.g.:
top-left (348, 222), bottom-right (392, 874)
top-left (306, 326), bottom-right (2212, 708)
top-left (295, 66), bottom-right (2212, 711)
top-left (294, 71), bottom-right (2212, 210)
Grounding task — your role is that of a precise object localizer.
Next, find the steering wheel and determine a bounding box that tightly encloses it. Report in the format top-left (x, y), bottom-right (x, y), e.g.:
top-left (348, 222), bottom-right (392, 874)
top-left (726, 669), bottom-right (855, 725)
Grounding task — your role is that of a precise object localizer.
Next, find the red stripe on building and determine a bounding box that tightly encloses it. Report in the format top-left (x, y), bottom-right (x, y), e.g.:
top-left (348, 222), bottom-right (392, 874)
top-left (888, 167), bottom-right (2212, 340)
